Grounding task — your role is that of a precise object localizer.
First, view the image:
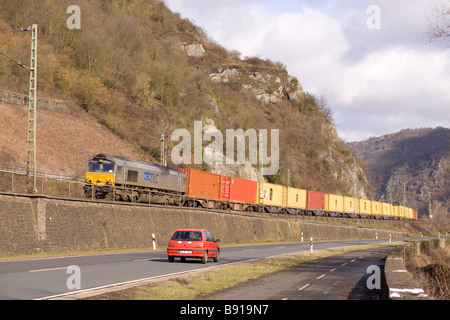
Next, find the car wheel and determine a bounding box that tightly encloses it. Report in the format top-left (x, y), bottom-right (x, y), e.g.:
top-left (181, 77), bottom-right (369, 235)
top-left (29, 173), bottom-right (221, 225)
top-left (201, 251), bottom-right (208, 264)
top-left (213, 251), bottom-right (220, 262)
top-left (168, 256), bottom-right (174, 262)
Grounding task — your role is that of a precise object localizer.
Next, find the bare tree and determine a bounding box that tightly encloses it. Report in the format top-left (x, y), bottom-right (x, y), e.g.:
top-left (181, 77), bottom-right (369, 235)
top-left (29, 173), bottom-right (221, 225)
top-left (425, 1), bottom-right (450, 46)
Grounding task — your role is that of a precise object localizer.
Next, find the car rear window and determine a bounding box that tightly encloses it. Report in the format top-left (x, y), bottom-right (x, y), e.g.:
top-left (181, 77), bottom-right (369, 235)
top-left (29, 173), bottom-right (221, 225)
top-left (171, 231), bottom-right (202, 241)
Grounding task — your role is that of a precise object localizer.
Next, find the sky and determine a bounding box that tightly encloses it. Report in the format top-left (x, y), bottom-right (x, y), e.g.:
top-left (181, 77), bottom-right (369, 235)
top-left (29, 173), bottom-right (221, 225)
top-left (164, 0), bottom-right (450, 141)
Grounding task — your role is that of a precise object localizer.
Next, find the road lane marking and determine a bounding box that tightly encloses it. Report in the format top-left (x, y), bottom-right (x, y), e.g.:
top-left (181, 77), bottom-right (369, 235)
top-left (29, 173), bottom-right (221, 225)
top-left (316, 274), bottom-right (326, 280)
top-left (29, 267), bottom-right (68, 273)
top-left (330, 268), bottom-right (337, 272)
top-left (298, 284), bottom-right (310, 291)
top-left (351, 259), bottom-right (356, 262)
top-left (341, 263), bottom-right (347, 266)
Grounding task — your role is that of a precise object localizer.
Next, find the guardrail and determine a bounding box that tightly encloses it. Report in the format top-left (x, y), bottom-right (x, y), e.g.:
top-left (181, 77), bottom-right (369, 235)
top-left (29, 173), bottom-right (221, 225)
top-left (0, 164), bottom-right (81, 182)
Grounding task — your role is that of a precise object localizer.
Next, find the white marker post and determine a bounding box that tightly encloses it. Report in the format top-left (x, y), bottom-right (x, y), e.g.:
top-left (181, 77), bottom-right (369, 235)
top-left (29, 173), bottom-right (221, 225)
top-left (310, 237), bottom-right (313, 255)
top-left (152, 233), bottom-right (156, 250)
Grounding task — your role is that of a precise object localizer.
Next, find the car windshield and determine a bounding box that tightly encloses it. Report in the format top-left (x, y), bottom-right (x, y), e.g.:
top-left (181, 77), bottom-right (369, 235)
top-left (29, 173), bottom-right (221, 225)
top-left (87, 160), bottom-right (115, 173)
top-left (171, 231), bottom-right (202, 241)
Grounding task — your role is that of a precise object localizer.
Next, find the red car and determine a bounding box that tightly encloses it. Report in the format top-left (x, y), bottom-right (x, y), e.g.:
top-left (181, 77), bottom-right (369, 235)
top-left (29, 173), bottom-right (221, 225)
top-left (167, 229), bottom-right (220, 263)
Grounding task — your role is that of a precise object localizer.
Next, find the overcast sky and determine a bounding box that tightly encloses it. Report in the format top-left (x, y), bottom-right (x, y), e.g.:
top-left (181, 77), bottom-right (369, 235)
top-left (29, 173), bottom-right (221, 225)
top-left (164, 0), bottom-right (450, 142)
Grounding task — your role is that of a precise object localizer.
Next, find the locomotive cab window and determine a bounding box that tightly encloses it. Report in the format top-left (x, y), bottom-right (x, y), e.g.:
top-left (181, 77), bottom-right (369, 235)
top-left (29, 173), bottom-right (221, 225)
top-left (87, 160), bottom-right (115, 173)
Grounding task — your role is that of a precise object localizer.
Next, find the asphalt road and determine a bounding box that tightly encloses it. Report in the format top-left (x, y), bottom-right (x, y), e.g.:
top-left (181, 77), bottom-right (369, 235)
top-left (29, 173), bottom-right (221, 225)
top-left (207, 246), bottom-right (394, 300)
top-left (0, 237), bottom-right (426, 300)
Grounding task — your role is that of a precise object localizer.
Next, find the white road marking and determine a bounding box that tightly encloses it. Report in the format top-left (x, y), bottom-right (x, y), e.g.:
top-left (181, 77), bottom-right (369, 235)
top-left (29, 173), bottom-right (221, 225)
top-left (298, 284), bottom-right (310, 291)
top-left (29, 267), bottom-right (68, 273)
top-left (316, 274), bottom-right (326, 280)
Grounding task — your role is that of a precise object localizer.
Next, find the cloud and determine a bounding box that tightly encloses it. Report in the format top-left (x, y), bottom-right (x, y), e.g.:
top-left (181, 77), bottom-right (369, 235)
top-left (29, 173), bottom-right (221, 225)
top-left (165, 0), bottom-right (450, 141)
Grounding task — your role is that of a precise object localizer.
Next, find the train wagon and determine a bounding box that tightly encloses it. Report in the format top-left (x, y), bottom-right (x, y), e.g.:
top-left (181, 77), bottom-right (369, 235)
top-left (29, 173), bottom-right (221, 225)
top-left (392, 206), bottom-right (400, 219)
top-left (358, 199), bottom-right (372, 218)
top-left (306, 191), bottom-right (325, 215)
top-left (371, 201), bottom-right (383, 219)
top-left (382, 202), bottom-right (392, 218)
top-left (343, 196), bottom-right (358, 217)
top-left (286, 187), bottom-right (307, 214)
top-left (178, 168), bottom-right (221, 209)
top-left (220, 176), bottom-right (257, 211)
top-left (325, 194), bottom-right (344, 217)
top-left (411, 208), bottom-right (418, 220)
top-left (256, 182), bottom-right (284, 213)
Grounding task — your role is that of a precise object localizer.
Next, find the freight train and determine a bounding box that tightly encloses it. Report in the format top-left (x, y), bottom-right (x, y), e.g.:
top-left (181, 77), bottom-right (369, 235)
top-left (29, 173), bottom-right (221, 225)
top-left (84, 154), bottom-right (418, 220)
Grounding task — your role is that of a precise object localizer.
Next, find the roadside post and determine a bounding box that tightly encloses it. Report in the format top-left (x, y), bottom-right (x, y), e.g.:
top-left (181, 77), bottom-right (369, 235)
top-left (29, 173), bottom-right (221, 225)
top-left (152, 233), bottom-right (156, 250)
top-left (310, 237), bottom-right (313, 255)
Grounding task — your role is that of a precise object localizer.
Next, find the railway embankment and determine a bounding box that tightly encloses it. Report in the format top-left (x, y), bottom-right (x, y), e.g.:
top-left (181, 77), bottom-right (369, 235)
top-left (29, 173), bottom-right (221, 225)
top-left (0, 192), bottom-right (407, 255)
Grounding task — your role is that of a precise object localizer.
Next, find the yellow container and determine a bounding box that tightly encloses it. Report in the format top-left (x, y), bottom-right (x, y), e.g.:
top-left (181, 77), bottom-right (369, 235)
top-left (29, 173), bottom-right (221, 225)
top-left (382, 202), bottom-right (392, 217)
top-left (325, 194), bottom-right (344, 213)
top-left (256, 182), bottom-right (284, 207)
top-left (407, 207), bottom-right (413, 219)
top-left (286, 187), bottom-right (307, 209)
top-left (396, 206), bottom-right (408, 218)
top-left (371, 201), bottom-right (382, 216)
top-left (343, 196), bottom-right (358, 214)
top-left (359, 199), bottom-right (372, 215)
top-left (392, 206), bottom-right (400, 218)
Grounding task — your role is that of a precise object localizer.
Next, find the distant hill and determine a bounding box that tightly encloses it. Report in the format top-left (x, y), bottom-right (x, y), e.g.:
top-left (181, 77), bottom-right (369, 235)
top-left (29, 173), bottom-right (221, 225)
top-left (348, 127), bottom-right (449, 222)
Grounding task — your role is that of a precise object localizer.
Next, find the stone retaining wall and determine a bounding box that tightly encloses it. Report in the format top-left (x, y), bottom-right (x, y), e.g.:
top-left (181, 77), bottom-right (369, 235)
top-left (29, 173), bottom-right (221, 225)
top-left (0, 193), bottom-right (406, 255)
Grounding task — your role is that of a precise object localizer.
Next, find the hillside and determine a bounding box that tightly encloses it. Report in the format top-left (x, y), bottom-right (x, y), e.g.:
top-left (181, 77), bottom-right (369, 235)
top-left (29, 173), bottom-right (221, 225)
top-left (0, 0), bottom-right (372, 197)
top-left (348, 127), bottom-right (449, 223)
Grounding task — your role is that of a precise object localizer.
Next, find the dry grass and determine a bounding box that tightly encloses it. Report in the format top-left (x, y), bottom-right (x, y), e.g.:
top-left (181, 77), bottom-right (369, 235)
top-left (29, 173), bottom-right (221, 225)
top-left (406, 244), bottom-right (450, 300)
top-left (0, 102), bottom-right (147, 177)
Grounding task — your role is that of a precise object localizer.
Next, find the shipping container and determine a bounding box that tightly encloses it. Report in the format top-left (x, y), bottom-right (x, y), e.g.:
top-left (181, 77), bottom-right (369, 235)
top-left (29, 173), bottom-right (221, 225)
top-left (412, 209), bottom-right (418, 220)
top-left (325, 194), bottom-right (344, 213)
top-left (408, 207), bottom-right (413, 220)
top-left (306, 191), bottom-right (325, 211)
top-left (221, 176), bottom-right (257, 204)
top-left (358, 199), bottom-right (372, 216)
top-left (392, 206), bottom-right (400, 219)
top-left (178, 168), bottom-right (221, 201)
top-left (286, 187), bottom-right (307, 209)
top-left (396, 206), bottom-right (408, 219)
top-left (343, 196), bottom-right (358, 214)
top-left (371, 201), bottom-right (382, 216)
top-left (257, 182), bottom-right (284, 212)
top-left (382, 202), bottom-right (392, 217)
